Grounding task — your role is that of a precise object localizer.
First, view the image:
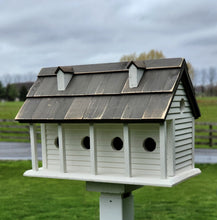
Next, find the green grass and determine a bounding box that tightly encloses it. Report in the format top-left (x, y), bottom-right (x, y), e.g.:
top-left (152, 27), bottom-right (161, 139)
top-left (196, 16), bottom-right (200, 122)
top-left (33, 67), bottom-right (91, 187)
top-left (0, 101), bottom-right (23, 119)
top-left (195, 97), bottom-right (217, 148)
top-left (0, 161), bottom-right (216, 219)
top-left (196, 97), bottom-right (217, 122)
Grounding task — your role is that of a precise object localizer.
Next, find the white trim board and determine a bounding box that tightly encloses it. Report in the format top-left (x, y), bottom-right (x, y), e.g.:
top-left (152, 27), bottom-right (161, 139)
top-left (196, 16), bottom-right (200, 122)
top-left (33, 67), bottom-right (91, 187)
top-left (24, 168), bottom-right (201, 187)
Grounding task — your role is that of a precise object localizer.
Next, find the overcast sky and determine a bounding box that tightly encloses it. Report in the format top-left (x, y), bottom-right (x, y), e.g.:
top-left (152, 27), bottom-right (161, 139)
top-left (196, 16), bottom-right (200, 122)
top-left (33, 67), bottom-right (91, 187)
top-left (0, 0), bottom-right (217, 81)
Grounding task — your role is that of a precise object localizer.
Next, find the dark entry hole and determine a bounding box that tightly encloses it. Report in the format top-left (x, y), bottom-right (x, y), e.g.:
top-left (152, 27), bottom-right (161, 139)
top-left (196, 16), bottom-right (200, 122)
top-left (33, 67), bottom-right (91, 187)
top-left (54, 137), bottom-right (59, 148)
top-left (82, 136), bottom-right (90, 150)
top-left (143, 137), bottom-right (156, 152)
top-left (111, 137), bottom-right (123, 151)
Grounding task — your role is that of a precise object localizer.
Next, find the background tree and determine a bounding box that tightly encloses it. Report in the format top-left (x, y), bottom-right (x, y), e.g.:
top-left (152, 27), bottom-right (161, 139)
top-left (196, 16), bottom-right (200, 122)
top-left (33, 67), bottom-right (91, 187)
top-left (120, 50), bottom-right (194, 80)
top-left (19, 85), bottom-right (28, 101)
top-left (5, 84), bottom-right (18, 101)
top-left (0, 81), bottom-right (5, 100)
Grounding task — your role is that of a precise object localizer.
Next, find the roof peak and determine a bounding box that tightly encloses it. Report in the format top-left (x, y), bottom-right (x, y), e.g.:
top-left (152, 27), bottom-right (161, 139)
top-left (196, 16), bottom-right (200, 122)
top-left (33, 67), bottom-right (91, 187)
top-left (38, 58), bottom-right (184, 76)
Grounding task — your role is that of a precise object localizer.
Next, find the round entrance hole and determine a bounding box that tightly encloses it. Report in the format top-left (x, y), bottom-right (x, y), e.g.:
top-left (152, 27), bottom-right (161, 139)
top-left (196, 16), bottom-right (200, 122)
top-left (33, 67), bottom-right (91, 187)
top-left (81, 136), bottom-right (90, 150)
top-left (143, 137), bottom-right (156, 152)
top-left (111, 137), bottom-right (123, 151)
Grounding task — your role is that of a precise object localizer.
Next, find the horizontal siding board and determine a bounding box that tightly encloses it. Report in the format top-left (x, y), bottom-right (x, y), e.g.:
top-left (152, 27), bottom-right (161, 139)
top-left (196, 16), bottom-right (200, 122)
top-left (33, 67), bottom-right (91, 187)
top-left (175, 149), bottom-right (192, 159)
top-left (175, 122), bottom-right (192, 130)
top-left (175, 155), bottom-right (192, 164)
top-left (66, 155), bottom-right (90, 162)
top-left (175, 144), bottom-right (192, 153)
top-left (175, 138), bottom-right (192, 147)
top-left (132, 170), bottom-right (161, 176)
top-left (98, 168), bottom-right (125, 175)
top-left (175, 160), bottom-right (192, 170)
top-left (131, 152), bottom-right (160, 159)
top-left (97, 157), bottom-right (124, 163)
top-left (175, 133), bottom-right (192, 141)
top-left (175, 117), bottom-right (192, 124)
top-left (131, 158), bottom-right (160, 165)
top-left (175, 164), bottom-right (192, 175)
top-left (131, 164), bottom-right (160, 171)
top-left (98, 162), bottom-right (125, 169)
top-left (175, 128), bottom-right (192, 136)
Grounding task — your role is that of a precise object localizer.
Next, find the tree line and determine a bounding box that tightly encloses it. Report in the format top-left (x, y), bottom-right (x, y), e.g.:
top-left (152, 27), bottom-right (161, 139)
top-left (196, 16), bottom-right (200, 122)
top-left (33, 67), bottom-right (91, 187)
top-left (0, 81), bottom-right (30, 101)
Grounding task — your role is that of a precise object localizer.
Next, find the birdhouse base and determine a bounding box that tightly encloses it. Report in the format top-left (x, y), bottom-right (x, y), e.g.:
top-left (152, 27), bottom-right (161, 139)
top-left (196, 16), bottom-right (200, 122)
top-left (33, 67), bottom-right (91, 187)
top-left (86, 182), bottom-right (142, 220)
top-left (24, 167), bottom-right (201, 187)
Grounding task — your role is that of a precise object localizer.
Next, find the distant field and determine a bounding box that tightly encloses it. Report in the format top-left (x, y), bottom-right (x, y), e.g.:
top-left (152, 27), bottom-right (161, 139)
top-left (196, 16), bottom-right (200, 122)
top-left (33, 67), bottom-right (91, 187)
top-left (0, 101), bottom-right (23, 119)
top-left (196, 97), bottom-right (217, 122)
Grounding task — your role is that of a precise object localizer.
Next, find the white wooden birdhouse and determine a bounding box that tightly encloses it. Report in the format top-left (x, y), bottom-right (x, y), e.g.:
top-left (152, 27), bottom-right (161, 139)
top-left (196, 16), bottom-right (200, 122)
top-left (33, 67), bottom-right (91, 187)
top-left (16, 58), bottom-right (201, 187)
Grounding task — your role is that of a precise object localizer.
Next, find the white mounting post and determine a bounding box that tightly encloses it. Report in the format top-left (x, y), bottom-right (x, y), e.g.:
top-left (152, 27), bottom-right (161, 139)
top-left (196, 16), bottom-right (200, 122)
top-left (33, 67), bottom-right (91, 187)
top-left (86, 182), bottom-right (142, 220)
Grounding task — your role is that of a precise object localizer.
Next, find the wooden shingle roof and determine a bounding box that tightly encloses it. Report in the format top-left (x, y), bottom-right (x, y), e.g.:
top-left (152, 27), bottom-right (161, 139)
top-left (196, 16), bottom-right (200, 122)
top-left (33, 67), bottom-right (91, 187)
top-left (15, 58), bottom-right (200, 123)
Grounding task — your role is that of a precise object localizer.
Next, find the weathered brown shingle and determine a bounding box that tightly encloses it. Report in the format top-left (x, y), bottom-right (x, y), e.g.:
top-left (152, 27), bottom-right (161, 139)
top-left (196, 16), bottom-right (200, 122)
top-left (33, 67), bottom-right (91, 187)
top-left (16, 58), bottom-right (200, 122)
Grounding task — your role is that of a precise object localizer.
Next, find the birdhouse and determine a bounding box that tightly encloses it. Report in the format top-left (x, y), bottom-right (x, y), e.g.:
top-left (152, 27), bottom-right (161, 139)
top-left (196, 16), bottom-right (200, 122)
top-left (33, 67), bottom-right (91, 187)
top-left (15, 58), bottom-right (201, 187)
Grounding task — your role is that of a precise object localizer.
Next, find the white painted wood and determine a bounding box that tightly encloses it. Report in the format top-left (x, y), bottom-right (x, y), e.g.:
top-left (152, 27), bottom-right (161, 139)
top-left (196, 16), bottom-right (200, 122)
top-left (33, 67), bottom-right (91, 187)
top-left (29, 124), bottom-right (38, 171)
top-left (175, 122), bottom-right (193, 130)
top-left (175, 117), bottom-right (192, 124)
top-left (176, 155), bottom-right (192, 164)
top-left (131, 158), bottom-right (160, 165)
top-left (175, 160), bottom-right (192, 170)
top-left (175, 139), bottom-right (192, 147)
top-left (41, 124), bottom-right (47, 169)
top-left (58, 124), bottom-right (66, 173)
top-left (192, 117), bottom-right (195, 168)
top-left (63, 124), bottom-right (90, 173)
top-left (46, 123), bottom-right (59, 169)
top-left (96, 124), bottom-right (124, 175)
top-left (175, 149), bottom-right (192, 159)
top-left (100, 193), bottom-right (134, 220)
top-left (175, 133), bottom-right (192, 141)
top-left (130, 124), bottom-right (160, 178)
top-left (90, 123), bottom-right (97, 175)
top-left (160, 122), bottom-right (167, 179)
top-left (166, 120), bottom-right (175, 177)
top-left (24, 167), bottom-right (201, 187)
top-left (128, 64), bottom-right (144, 88)
top-left (57, 69), bottom-right (72, 91)
top-left (123, 123), bottom-right (131, 177)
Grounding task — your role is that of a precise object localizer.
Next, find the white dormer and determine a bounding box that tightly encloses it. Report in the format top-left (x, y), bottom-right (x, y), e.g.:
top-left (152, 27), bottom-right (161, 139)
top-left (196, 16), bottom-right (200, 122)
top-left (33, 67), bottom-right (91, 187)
top-left (56, 69), bottom-right (72, 91)
top-left (127, 61), bottom-right (145, 88)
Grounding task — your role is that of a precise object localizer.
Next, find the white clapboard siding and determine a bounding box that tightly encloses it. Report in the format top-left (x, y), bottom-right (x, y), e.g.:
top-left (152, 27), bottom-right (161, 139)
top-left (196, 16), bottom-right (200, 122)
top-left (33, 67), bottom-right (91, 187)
top-left (46, 124), bottom-right (60, 170)
top-left (95, 124), bottom-right (125, 175)
top-left (129, 124), bottom-right (161, 178)
top-left (63, 124), bottom-right (90, 173)
top-left (167, 83), bottom-right (193, 120)
top-left (167, 82), bottom-right (193, 174)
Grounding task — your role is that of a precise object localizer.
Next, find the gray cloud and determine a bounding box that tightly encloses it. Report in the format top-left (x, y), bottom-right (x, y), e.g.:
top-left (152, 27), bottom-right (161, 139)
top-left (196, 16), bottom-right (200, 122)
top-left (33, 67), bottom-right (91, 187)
top-left (0, 0), bottom-right (216, 76)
